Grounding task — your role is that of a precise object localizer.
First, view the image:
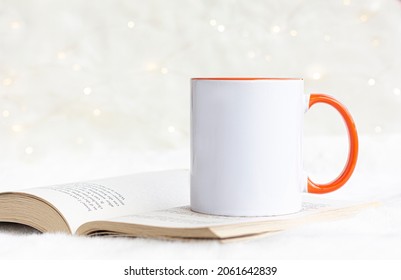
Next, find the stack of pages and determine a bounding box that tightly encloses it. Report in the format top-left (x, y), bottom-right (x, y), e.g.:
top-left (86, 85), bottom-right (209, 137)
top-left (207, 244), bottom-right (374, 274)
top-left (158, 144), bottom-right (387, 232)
top-left (0, 170), bottom-right (376, 241)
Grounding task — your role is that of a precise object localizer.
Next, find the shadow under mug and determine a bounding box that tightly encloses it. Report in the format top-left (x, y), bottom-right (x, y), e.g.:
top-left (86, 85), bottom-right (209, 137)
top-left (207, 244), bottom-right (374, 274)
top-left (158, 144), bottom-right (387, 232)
top-left (190, 78), bottom-right (358, 216)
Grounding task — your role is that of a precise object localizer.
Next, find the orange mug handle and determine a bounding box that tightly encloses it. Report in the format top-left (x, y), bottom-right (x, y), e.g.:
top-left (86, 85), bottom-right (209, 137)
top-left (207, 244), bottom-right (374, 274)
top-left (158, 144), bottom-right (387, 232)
top-left (307, 94), bottom-right (359, 194)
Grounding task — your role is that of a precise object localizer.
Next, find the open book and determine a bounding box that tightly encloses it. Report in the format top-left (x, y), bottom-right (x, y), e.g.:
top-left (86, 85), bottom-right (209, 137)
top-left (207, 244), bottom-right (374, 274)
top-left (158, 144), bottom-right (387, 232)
top-left (0, 170), bottom-right (376, 240)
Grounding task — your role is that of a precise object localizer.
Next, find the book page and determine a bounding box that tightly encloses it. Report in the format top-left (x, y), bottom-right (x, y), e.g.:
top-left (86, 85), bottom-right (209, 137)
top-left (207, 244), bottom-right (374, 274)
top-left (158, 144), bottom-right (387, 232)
top-left (22, 170), bottom-right (189, 232)
top-left (107, 195), bottom-right (345, 229)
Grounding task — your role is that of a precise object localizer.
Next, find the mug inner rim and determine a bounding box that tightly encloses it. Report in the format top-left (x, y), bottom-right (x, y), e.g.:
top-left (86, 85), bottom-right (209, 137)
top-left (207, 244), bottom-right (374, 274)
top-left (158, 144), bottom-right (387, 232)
top-left (191, 77), bottom-right (303, 81)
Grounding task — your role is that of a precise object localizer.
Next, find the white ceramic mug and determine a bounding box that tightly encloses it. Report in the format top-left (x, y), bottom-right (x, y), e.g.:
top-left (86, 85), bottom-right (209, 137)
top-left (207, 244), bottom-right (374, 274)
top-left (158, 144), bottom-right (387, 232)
top-left (190, 78), bottom-right (358, 216)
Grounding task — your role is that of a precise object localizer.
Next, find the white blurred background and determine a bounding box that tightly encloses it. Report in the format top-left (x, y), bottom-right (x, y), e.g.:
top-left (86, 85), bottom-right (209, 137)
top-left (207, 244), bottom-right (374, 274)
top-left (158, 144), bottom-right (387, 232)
top-left (1, 0), bottom-right (401, 189)
top-left (2, 0), bottom-right (401, 261)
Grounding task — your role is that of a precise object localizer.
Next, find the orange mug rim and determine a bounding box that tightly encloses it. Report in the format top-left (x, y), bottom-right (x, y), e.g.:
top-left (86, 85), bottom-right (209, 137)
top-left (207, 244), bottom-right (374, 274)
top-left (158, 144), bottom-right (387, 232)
top-left (191, 77), bottom-right (303, 81)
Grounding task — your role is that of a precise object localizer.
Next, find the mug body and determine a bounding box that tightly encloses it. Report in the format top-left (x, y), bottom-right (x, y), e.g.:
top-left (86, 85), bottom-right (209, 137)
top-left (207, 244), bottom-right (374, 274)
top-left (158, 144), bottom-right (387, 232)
top-left (190, 78), bottom-right (308, 216)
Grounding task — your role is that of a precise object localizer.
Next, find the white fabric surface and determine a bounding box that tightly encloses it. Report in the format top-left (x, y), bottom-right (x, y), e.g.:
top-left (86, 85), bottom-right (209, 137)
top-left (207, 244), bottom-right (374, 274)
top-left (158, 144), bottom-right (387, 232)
top-left (1, 134), bottom-right (401, 260)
